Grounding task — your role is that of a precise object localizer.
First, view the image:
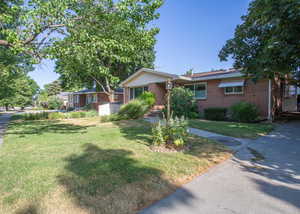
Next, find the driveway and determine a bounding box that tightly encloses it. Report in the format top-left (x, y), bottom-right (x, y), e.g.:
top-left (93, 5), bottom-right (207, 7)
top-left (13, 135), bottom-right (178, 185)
top-left (140, 121), bottom-right (300, 214)
top-left (0, 113), bottom-right (12, 146)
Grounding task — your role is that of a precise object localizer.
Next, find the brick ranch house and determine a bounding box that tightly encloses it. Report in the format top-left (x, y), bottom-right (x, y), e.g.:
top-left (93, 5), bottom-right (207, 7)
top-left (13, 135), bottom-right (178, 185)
top-left (68, 88), bottom-right (124, 111)
top-left (120, 68), bottom-right (300, 120)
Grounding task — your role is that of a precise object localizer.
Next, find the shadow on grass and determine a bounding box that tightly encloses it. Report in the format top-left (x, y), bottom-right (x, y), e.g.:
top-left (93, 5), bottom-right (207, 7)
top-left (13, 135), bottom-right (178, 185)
top-left (15, 204), bottom-right (38, 214)
top-left (5, 120), bottom-right (91, 137)
top-left (58, 143), bottom-right (195, 214)
top-left (113, 120), bottom-right (153, 146)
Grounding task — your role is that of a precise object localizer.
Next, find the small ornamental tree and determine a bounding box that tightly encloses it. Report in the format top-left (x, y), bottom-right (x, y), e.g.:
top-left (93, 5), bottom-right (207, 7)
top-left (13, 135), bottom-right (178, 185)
top-left (168, 87), bottom-right (198, 119)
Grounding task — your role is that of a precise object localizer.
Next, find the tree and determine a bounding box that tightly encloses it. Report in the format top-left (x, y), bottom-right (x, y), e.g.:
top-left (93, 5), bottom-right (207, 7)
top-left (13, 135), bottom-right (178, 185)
top-left (51, 0), bottom-right (162, 97)
top-left (0, 0), bottom-right (77, 58)
top-left (219, 0), bottom-right (300, 84)
top-left (0, 74), bottom-right (39, 110)
top-left (44, 80), bottom-right (63, 96)
top-left (185, 68), bottom-right (194, 76)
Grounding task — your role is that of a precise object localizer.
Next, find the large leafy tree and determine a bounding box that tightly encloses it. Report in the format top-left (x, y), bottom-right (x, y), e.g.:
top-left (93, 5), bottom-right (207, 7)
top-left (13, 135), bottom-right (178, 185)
top-left (0, 74), bottom-right (39, 110)
top-left (219, 0), bottom-right (300, 84)
top-left (44, 80), bottom-right (63, 96)
top-left (52, 0), bottom-right (161, 95)
top-left (1, 0), bottom-right (162, 97)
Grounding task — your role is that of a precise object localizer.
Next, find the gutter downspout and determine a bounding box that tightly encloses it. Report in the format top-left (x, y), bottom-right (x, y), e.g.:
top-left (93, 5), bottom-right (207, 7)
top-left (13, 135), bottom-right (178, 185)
top-left (268, 79), bottom-right (272, 121)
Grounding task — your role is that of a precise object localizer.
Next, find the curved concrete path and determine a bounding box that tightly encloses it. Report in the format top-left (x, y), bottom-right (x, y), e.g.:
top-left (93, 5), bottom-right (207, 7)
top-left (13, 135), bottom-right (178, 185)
top-left (0, 113), bottom-right (12, 146)
top-left (140, 121), bottom-right (300, 214)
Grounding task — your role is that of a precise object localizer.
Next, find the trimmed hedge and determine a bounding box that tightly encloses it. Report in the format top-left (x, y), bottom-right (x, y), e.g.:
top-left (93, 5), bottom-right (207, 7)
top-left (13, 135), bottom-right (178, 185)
top-left (230, 102), bottom-right (259, 122)
top-left (13, 110), bottom-right (98, 121)
top-left (204, 107), bottom-right (227, 121)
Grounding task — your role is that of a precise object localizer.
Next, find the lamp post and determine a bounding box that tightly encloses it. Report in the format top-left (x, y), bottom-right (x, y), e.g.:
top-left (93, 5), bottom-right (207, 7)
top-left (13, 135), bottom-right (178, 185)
top-left (166, 79), bottom-right (173, 122)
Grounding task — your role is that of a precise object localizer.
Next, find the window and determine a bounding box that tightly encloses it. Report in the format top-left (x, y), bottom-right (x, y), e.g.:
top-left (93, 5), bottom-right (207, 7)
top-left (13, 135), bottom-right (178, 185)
top-left (185, 83), bottom-right (207, 99)
top-left (129, 86), bottom-right (148, 100)
top-left (74, 95), bottom-right (79, 104)
top-left (224, 86), bottom-right (243, 95)
top-left (92, 94), bottom-right (98, 103)
top-left (86, 94), bottom-right (98, 104)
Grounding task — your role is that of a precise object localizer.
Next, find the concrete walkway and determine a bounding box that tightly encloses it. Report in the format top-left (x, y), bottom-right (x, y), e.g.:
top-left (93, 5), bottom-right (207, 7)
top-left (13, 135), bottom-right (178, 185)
top-left (0, 113), bottom-right (12, 146)
top-left (145, 116), bottom-right (249, 151)
top-left (141, 121), bottom-right (300, 214)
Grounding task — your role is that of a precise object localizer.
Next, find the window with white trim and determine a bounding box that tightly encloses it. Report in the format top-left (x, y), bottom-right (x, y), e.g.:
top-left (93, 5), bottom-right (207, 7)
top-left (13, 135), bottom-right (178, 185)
top-left (185, 83), bottom-right (207, 99)
top-left (74, 95), bottom-right (79, 104)
top-left (86, 94), bottom-right (98, 104)
top-left (92, 94), bottom-right (98, 103)
top-left (224, 86), bottom-right (243, 95)
top-left (129, 86), bottom-right (148, 100)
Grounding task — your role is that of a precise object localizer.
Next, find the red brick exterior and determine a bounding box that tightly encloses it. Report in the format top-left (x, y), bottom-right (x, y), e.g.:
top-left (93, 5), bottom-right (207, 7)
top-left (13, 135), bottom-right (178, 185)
top-left (72, 92), bottom-right (123, 111)
top-left (196, 78), bottom-right (269, 118)
top-left (148, 83), bottom-right (167, 106)
top-left (123, 78), bottom-right (270, 118)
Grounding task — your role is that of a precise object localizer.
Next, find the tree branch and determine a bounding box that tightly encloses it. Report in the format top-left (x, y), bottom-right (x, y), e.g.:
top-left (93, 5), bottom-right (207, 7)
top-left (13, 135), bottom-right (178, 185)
top-left (0, 40), bottom-right (11, 47)
top-left (89, 75), bottom-right (109, 95)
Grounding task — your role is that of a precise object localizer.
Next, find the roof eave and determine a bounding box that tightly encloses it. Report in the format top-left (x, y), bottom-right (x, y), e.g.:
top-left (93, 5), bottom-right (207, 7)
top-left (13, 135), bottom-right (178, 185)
top-left (191, 72), bottom-right (244, 81)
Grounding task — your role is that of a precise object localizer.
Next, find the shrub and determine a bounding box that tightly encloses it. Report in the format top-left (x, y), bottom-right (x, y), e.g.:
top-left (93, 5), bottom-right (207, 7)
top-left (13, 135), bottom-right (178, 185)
top-left (101, 113), bottom-right (122, 122)
top-left (68, 111), bottom-right (85, 118)
top-left (151, 116), bottom-right (188, 149)
top-left (167, 87), bottom-right (198, 119)
top-left (82, 103), bottom-right (93, 111)
top-left (48, 96), bottom-right (63, 110)
top-left (24, 112), bottom-right (49, 120)
top-left (230, 102), bottom-right (259, 122)
top-left (48, 112), bottom-right (66, 120)
top-left (204, 107), bottom-right (227, 121)
top-left (118, 99), bottom-right (150, 119)
top-left (67, 106), bottom-right (75, 112)
top-left (138, 92), bottom-right (156, 106)
top-left (152, 121), bottom-right (165, 146)
top-left (84, 110), bottom-right (98, 117)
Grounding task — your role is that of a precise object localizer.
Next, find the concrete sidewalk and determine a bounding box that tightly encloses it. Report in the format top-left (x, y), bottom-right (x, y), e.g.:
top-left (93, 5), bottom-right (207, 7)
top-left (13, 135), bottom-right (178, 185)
top-left (140, 121), bottom-right (300, 214)
top-left (145, 116), bottom-right (249, 151)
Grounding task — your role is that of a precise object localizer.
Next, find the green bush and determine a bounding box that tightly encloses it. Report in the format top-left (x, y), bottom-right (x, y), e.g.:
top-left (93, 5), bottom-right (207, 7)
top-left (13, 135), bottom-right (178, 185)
top-left (167, 87), bottom-right (198, 119)
top-left (204, 107), bottom-right (227, 121)
top-left (118, 99), bottom-right (150, 119)
top-left (48, 112), bottom-right (66, 120)
top-left (18, 110), bottom-right (99, 121)
top-left (138, 92), bottom-right (156, 106)
top-left (152, 116), bottom-right (188, 149)
top-left (230, 102), bottom-right (259, 122)
top-left (48, 96), bottom-right (63, 110)
top-left (152, 121), bottom-right (165, 146)
top-left (24, 112), bottom-right (49, 120)
top-left (82, 103), bottom-right (93, 111)
top-left (66, 106), bottom-right (75, 112)
top-left (84, 110), bottom-right (98, 117)
top-left (101, 113), bottom-right (122, 122)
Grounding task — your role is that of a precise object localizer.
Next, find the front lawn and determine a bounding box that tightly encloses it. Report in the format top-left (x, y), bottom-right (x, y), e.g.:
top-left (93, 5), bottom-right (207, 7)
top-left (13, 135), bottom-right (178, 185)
top-left (189, 119), bottom-right (274, 139)
top-left (0, 118), bottom-right (231, 214)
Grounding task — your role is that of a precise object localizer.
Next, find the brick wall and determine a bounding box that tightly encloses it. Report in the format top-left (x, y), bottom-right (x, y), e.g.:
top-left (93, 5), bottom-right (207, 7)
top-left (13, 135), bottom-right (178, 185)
top-left (196, 78), bottom-right (269, 118)
top-left (148, 83), bottom-right (167, 106)
top-left (92, 92), bottom-right (124, 111)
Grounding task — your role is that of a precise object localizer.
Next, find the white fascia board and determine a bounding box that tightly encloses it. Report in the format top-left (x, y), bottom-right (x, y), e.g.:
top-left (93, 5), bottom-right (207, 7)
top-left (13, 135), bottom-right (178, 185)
top-left (191, 72), bottom-right (244, 81)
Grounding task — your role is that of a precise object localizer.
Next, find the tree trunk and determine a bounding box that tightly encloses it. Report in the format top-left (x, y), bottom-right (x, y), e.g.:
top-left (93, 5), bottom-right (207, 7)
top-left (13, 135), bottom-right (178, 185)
top-left (5, 104), bottom-right (9, 111)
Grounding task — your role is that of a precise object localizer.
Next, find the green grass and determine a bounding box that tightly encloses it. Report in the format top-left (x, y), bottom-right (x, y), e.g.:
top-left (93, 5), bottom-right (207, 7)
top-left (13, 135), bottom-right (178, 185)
top-left (189, 119), bottom-right (274, 139)
top-left (0, 119), bottom-right (230, 214)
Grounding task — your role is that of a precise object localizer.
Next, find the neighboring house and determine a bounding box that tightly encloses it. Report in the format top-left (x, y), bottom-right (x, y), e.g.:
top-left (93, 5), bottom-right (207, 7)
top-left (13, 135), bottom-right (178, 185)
top-left (57, 92), bottom-right (71, 108)
top-left (68, 88), bottom-right (123, 111)
top-left (120, 68), bottom-right (297, 120)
